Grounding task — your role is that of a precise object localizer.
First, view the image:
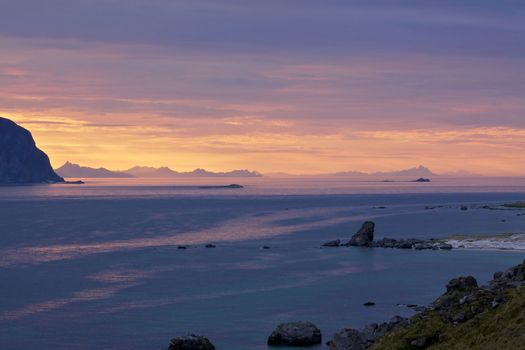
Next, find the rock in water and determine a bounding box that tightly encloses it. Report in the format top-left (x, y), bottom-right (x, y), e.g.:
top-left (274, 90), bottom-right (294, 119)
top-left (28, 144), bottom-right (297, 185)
top-left (329, 328), bottom-right (368, 350)
top-left (168, 334), bottom-right (215, 350)
top-left (329, 316), bottom-right (409, 350)
top-left (323, 239), bottom-right (341, 247)
top-left (267, 321), bottom-right (322, 346)
top-left (349, 221), bottom-right (375, 246)
top-left (0, 117), bottom-right (64, 184)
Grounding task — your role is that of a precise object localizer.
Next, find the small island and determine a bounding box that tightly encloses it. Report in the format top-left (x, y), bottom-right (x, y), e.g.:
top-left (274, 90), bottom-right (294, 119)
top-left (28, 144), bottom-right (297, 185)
top-left (413, 178), bottom-right (431, 182)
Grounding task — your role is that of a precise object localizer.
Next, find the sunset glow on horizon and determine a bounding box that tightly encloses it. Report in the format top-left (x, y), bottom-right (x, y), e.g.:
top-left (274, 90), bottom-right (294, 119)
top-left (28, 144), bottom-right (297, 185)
top-left (2, 1), bottom-right (525, 175)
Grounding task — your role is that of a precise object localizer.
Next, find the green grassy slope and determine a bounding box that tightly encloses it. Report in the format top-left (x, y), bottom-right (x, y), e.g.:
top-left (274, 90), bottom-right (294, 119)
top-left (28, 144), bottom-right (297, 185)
top-left (372, 285), bottom-right (525, 350)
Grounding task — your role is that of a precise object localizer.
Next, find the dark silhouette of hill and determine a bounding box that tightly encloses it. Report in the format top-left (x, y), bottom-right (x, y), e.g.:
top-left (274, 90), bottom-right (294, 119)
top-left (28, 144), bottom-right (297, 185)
top-left (55, 162), bottom-right (135, 178)
top-left (0, 117), bottom-right (64, 184)
top-left (331, 165), bottom-right (435, 177)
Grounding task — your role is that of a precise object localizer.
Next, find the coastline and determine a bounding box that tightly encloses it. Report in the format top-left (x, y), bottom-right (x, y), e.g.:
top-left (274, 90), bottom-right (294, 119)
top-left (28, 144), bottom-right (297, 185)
top-left (446, 233), bottom-right (525, 251)
top-left (1, 189), bottom-right (525, 349)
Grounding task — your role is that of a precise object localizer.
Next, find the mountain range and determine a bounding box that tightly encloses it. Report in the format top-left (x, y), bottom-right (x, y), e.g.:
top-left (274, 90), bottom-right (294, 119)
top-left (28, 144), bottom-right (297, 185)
top-left (55, 162), bottom-right (262, 178)
top-left (329, 165), bottom-right (436, 178)
top-left (55, 162), bottom-right (134, 178)
top-left (55, 163), bottom-right (475, 179)
top-left (124, 166), bottom-right (262, 178)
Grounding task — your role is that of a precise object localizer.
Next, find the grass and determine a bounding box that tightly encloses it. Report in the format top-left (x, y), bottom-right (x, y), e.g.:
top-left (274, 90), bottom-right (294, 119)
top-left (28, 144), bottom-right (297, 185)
top-left (371, 287), bottom-right (525, 350)
top-left (503, 202), bottom-right (525, 209)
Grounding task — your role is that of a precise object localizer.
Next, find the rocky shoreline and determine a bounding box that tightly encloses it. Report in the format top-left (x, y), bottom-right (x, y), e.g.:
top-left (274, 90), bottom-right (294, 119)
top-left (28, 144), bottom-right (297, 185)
top-left (163, 220), bottom-right (525, 350)
top-left (322, 221), bottom-right (453, 251)
top-left (165, 259), bottom-right (525, 349)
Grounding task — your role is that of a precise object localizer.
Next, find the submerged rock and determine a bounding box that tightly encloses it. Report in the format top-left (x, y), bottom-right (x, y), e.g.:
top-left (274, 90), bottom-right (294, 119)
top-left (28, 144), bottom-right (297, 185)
top-left (267, 321), bottom-right (322, 347)
top-left (168, 334), bottom-right (215, 350)
top-left (349, 221), bottom-right (375, 246)
top-left (323, 239), bottom-right (341, 247)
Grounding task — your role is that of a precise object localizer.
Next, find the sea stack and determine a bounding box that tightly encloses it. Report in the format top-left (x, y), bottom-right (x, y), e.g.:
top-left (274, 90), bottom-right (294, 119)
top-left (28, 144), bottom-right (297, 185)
top-left (0, 117), bottom-right (64, 184)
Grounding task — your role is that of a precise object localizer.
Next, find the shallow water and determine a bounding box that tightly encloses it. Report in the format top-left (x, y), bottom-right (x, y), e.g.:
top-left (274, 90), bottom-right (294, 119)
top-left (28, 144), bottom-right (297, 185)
top-left (0, 178), bottom-right (524, 349)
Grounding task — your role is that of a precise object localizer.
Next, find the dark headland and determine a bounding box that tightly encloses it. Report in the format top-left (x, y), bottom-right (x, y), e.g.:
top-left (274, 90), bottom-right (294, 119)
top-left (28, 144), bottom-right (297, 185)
top-left (0, 117), bottom-right (65, 184)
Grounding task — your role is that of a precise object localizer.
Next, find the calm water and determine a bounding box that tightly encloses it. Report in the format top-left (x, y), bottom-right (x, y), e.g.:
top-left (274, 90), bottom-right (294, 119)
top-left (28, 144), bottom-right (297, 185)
top-left (0, 177), bottom-right (524, 349)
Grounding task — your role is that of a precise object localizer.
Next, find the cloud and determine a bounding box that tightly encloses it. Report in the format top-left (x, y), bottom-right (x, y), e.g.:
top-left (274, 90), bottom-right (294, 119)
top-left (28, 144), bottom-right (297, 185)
top-left (0, 2), bottom-right (524, 174)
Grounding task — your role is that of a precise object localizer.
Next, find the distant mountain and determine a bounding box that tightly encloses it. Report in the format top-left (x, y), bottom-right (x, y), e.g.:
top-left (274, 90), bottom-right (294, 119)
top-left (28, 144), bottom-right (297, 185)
top-left (372, 165), bottom-right (435, 177)
top-left (124, 166), bottom-right (178, 177)
top-left (55, 162), bottom-right (134, 178)
top-left (441, 170), bottom-right (483, 177)
top-left (331, 165), bottom-right (436, 178)
top-left (124, 166), bottom-right (262, 178)
top-left (0, 117), bottom-right (64, 184)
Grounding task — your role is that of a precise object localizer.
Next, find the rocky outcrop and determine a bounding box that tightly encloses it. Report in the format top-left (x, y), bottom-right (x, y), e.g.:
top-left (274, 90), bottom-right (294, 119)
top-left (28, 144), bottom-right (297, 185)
top-left (325, 221), bottom-right (453, 251)
top-left (348, 222), bottom-right (375, 246)
top-left (329, 316), bottom-right (409, 350)
top-left (323, 239), bottom-right (341, 247)
top-left (0, 117), bottom-right (64, 184)
top-left (267, 321), bottom-right (322, 347)
top-left (373, 238), bottom-right (452, 250)
top-left (329, 329), bottom-right (368, 350)
top-left (167, 334), bottom-right (215, 350)
top-left (368, 260), bottom-right (525, 350)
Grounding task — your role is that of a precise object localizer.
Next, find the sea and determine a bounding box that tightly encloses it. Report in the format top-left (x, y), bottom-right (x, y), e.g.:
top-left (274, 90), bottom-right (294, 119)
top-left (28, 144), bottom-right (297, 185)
top-left (0, 177), bottom-right (524, 349)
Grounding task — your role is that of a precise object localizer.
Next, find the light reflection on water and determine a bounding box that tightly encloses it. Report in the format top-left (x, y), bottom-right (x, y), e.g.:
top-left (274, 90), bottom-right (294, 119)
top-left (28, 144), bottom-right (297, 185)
top-left (1, 176), bottom-right (525, 199)
top-left (0, 182), bottom-right (525, 349)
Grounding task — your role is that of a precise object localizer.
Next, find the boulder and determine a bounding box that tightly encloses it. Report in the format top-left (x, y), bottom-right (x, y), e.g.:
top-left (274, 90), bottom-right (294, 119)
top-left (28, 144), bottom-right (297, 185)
top-left (329, 328), bottom-right (367, 350)
top-left (267, 321), bottom-right (322, 347)
top-left (168, 334), bottom-right (215, 350)
top-left (349, 221), bottom-right (375, 246)
top-left (408, 334), bottom-right (439, 348)
top-left (375, 237), bottom-right (397, 248)
top-left (492, 260), bottom-right (525, 285)
top-left (446, 276), bottom-right (478, 293)
top-left (395, 240), bottom-right (414, 249)
top-left (434, 242), bottom-right (453, 250)
top-left (414, 242), bottom-right (433, 250)
top-left (329, 316), bottom-right (408, 350)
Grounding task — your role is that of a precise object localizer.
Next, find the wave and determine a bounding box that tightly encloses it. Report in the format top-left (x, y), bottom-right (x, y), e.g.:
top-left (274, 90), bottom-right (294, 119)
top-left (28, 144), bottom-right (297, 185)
top-left (446, 233), bottom-right (525, 251)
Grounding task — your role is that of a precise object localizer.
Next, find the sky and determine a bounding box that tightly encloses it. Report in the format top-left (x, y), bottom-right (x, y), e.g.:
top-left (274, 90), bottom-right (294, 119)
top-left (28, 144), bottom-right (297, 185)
top-left (1, 0), bottom-right (524, 175)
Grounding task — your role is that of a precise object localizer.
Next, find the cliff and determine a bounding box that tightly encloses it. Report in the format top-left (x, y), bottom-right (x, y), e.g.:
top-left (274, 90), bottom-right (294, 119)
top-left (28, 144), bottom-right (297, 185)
top-left (0, 117), bottom-right (64, 184)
